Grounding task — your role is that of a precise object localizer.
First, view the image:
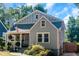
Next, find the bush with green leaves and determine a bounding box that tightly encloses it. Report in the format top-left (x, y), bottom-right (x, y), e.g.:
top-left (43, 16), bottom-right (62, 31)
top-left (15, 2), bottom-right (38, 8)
top-left (24, 45), bottom-right (49, 56)
top-left (0, 37), bottom-right (5, 50)
top-left (7, 42), bottom-right (12, 51)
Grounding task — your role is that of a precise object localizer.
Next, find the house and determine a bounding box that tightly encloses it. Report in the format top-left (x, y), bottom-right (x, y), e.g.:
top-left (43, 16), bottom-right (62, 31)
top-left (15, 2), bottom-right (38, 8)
top-left (0, 20), bottom-right (7, 37)
top-left (5, 10), bottom-right (65, 55)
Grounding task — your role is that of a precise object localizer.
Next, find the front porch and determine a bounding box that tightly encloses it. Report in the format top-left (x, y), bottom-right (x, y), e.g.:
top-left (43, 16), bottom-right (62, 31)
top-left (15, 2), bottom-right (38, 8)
top-left (5, 29), bottom-right (30, 52)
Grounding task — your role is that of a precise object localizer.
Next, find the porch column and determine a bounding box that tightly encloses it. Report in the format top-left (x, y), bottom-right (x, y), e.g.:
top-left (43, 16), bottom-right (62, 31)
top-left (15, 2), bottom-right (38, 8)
top-left (5, 33), bottom-right (8, 50)
top-left (13, 35), bottom-right (16, 51)
top-left (20, 34), bottom-right (22, 48)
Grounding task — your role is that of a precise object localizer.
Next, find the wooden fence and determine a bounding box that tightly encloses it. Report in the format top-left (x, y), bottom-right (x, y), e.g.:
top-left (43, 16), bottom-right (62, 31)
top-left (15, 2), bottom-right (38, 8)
top-left (63, 42), bottom-right (77, 53)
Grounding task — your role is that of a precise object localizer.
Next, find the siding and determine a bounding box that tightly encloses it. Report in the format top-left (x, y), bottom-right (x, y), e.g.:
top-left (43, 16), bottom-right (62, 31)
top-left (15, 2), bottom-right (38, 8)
top-left (59, 28), bottom-right (64, 48)
top-left (30, 17), bottom-right (58, 49)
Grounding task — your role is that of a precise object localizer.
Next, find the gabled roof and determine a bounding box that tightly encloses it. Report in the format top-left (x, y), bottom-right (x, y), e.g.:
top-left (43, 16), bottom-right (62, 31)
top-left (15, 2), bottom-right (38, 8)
top-left (52, 21), bottom-right (62, 29)
top-left (30, 16), bottom-right (58, 30)
top-left (16, 10), bottom-right (61, 24)
top-left (11, 10), bottom-right (64, 30)
top-left (0, 20), bottom-right (7, 36)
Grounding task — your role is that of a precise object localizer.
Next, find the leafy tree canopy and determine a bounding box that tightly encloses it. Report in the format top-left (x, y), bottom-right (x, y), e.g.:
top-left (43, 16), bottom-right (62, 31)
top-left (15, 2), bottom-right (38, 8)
top-left (0, 3), bottom-right (47, 29)
top-left (67, 16), bottom-right (79, 42)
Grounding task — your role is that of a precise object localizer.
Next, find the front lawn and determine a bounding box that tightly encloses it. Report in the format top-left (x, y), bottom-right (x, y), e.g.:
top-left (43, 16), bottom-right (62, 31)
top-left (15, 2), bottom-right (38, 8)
top-left (0, 51), bottom-right (27, 56)
top-left (0, 51), bottom-right (14, 56)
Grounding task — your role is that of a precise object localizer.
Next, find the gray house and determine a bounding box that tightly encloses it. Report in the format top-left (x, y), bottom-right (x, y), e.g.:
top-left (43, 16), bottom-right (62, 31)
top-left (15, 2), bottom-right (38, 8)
top-left (5, 10), bottom-right (65, 55)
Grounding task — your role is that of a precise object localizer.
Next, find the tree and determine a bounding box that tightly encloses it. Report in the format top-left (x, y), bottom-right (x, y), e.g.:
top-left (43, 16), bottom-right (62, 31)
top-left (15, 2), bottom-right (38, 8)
top-left (0, 3), bottom-right (48, 30)
top-left (75, 16), bottom-right (79, 41)
top-left (34, 4), bottom-right (47, 13)
top-left (75, 3), bottom-right (79, 8)
top-left (67, 16), bottom-right (76, 42)
top-left (67, 16), bottom-right (79, 42)
top-left (19, 5), bottom-right (32, 19)
top-left (0, 3), bottom-right (6, 22)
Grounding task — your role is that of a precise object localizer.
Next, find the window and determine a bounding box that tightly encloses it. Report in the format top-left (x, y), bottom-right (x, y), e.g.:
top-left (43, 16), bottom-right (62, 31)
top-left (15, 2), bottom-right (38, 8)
top-left (41, 21), bottom-right (46, 27)
top-left (37, 32), bottom-right (50, 43)
top-left (44, 34), bottom-right (48, 42)
top-left (38, 34), bottom-right (42, 42)
top-left (36, 15), bottom-right (38, 19)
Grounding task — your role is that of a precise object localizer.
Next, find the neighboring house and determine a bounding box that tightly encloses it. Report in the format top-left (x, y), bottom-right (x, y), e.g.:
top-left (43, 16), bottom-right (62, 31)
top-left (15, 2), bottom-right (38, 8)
top-left (0, 20), bottom-right (7, 37)
top-left (5, 18), bottom-right (16, 27)
top-left (5, 10), bottom-right (65, 55)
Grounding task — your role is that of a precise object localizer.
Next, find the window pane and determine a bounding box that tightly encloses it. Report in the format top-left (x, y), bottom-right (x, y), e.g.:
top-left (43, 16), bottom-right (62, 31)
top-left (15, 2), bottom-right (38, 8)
top-left (44, 34), bottom-right (48, 37)
top-left (44, 34), bottom-right (49, 42)
top-left (38, 34), bottom-right (42, 37)
top-left (42, 21), bottom-right (45, 26)
top-left (38, 38), bottom-right (42, 42)
top-left (38, 34), bottom-right (42, 42)
top-left (44, 37), bottom-right (48, 42)
top-left (36, 15), bottom-right (38, 19)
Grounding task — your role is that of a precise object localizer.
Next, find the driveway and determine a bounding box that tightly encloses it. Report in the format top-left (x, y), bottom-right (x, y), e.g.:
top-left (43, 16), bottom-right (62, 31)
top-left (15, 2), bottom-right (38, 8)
top-left (63, 53), bottom-right (77, 56)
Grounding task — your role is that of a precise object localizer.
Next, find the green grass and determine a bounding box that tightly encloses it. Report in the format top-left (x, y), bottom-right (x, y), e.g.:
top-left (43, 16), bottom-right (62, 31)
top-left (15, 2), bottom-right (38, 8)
top-left (64, 38), bottom-right (79, 46)
top-left (0, 51), bottom-right (14, 56)
top-left (64, 39), bottom-right (70, 43)
top-left (76, 42), bottom-right (79, 45)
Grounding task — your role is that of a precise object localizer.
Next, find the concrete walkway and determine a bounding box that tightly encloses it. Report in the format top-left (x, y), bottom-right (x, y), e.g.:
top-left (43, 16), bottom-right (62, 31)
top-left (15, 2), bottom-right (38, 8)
top-left (10, 53), bottom-right (26, 56)
top-left (63, 53), bottom-right (77, 56)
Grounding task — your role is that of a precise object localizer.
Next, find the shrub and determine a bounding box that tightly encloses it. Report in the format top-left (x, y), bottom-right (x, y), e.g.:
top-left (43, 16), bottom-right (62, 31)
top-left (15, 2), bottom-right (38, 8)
top-left (36, 50), bottom-right (49, 56)
top-left (15, 42), bottom-right (20, 47)
top-left (7, 42), bottom-right (12, 51)
top-left (0, 37), bottom-right (5, 50)
top-left (24, 45), bottom-right (49, 56)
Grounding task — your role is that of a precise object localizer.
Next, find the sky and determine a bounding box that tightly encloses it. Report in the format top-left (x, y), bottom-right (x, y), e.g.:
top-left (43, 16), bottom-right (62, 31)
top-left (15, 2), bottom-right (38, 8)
top-left (4, 3), bottom-right (79, 26)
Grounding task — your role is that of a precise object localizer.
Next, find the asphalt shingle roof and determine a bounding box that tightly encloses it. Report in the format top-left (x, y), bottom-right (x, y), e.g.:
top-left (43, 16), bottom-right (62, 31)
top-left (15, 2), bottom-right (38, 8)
top-left (52, 21), bottom-right (62, 29)
top-left (11, 21), bottom-right (62, 30)
top-left (11, 24), bottom-right (34, 30)
top-left (11, 10), bottom-right (64, 30)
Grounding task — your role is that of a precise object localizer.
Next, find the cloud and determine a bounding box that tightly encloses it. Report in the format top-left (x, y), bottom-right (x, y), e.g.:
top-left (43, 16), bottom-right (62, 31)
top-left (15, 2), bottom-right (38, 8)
top-left (71, 8), bottom-right (79, 17)
top-left (67, 3), bottom-right (73, 6)
top-left (45, 3), bottom-right (55, 9)
top-left (55, 7), bottom-right (68, 17)
top-left (63, 15), bottom-right (70, 28)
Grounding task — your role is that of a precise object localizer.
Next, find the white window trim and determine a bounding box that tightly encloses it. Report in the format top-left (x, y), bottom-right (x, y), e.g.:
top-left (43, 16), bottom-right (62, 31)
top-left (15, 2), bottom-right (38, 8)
top-left (36, 32), bottom-right (50, 43)
top-left (40, 20), bottom-right (46, 28)
top-left (36, 14), bottom-right (39, 19)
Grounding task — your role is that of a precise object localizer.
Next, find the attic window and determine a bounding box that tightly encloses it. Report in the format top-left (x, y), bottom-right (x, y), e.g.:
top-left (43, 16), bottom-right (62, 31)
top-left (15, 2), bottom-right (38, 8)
top-left (41, 21), bottom-right (46, 27)
top-left (36, 15), bottom-right (38, 19)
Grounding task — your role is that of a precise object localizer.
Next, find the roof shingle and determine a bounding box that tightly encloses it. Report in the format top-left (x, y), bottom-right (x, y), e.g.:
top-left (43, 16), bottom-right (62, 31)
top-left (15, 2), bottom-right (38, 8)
top-left (52, 21), bottom-right (62, 29)
top-left (11, 24), bottom-right (34, 30)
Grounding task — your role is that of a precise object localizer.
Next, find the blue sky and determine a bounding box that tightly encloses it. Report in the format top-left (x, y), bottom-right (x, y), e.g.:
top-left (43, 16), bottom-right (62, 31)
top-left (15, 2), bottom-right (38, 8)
top-left (4, 3), bottom-right (79, 25)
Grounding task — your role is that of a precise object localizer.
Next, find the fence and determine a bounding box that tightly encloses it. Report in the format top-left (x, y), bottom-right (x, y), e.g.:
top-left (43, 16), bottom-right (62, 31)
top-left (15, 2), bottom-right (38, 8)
top-left (63, 42), bottom-right (77, 53)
